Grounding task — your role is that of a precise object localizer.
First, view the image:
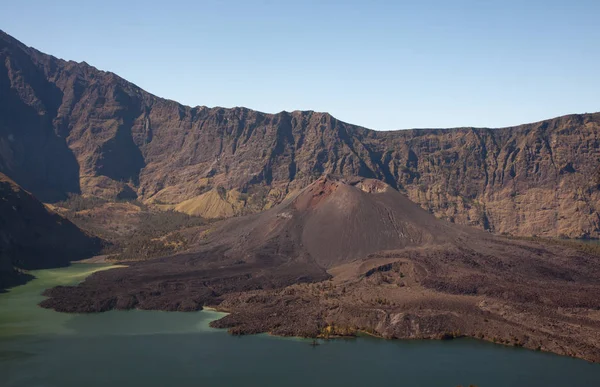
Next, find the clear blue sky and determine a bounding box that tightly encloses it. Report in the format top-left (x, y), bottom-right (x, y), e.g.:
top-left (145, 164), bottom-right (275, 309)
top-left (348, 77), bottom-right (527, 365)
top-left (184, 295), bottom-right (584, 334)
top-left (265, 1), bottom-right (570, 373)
top-left (1, 0), bottom-right (598, 130)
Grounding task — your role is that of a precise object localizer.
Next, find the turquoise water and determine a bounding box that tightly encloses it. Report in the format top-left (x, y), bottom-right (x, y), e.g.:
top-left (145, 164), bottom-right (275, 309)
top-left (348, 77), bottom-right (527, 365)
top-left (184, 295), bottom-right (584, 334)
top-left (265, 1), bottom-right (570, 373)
top-left (1, 264), bottom-right (600, 387)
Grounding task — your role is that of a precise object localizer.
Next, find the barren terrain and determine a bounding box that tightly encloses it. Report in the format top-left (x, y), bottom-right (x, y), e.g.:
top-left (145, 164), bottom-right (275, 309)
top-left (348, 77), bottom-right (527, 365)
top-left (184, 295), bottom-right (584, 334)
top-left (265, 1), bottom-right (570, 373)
top-left (41, 177), bottom-right (600, 362)
top-left (2, 29), bottom-right (600, 364)
top-left (2, 30), bottom-right (600, 238)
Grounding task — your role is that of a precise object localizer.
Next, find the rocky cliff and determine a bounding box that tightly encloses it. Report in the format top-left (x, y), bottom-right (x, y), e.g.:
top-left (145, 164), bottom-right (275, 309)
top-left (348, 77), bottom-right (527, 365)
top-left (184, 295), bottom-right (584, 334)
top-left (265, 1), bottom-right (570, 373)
top-left (1, 30), bottom-right (599, 238)
top-left (0, 173), bottom-right (101, 290)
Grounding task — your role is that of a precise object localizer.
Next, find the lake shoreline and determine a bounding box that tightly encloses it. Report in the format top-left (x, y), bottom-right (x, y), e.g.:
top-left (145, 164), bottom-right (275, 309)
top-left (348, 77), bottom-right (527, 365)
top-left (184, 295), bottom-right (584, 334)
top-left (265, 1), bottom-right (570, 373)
top-left (32, 254), bottom-right (600, 365)
top-left (2, 264), bottom-right (600, 387)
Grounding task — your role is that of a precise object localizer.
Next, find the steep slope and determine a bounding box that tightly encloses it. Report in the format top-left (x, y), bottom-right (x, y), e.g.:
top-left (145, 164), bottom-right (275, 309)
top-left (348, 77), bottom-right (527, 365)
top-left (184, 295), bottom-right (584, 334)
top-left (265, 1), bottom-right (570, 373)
top-left (1, 30), bottom-right (599, 237)
top-left (174, 188), bottom-right (245, 218)
top-left (41, 176), bottom-right (466, 311)
top-left (201, 175), bottom-right (467, 269)
top-left (41, 176), bottom-right (600, 361)
top-left (0, 173), bottom-right (102, 290)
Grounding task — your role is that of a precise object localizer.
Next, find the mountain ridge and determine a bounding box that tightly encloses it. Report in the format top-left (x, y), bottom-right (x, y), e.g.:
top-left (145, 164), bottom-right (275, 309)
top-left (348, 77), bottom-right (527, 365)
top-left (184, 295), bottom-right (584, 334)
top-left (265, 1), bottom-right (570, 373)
top-left (4, 29), bottom-right (600, 362)
top-left (1, 30), bottom-right (599, 238)
top-left (1, 29), bottom-right (591, 132)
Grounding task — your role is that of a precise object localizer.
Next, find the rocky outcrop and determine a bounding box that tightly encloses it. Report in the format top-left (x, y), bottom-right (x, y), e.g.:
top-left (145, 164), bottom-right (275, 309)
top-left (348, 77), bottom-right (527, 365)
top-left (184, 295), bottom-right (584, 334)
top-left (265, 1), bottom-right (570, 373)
top-left (0, 173), bottom-right (101, 290)
top-left (1, 30), bottom-right (599, 237)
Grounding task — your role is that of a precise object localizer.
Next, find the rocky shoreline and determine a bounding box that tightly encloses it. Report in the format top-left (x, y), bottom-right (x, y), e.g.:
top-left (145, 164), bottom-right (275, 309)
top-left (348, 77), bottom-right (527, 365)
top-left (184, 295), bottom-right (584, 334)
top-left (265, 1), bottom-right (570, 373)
top-left (39, 178), bottom-right (600, 363)
top-left (41, 238), bottom-right (600, 363)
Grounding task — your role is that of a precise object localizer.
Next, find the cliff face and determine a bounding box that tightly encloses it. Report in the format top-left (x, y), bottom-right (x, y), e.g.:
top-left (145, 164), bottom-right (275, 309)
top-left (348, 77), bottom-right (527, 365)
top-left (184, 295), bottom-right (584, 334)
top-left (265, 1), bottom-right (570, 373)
top-left (0, 173), bottom-right (101, 290)
top-left (1, 30), bottom-right (599, 238)
top-left (363, 116), bottom-right (600, 238)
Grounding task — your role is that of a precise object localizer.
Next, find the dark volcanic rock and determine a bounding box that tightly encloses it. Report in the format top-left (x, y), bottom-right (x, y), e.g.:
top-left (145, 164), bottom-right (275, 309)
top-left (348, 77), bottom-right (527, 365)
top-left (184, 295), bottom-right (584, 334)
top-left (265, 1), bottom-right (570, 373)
top-left (40, 176), bottom-right (600, 362)
top-left (1, 31), bottom-right (599, 237)
top-left (40, 175), bottom-right (459, 311)
top-left (0, 173), bottom-right (101, 290)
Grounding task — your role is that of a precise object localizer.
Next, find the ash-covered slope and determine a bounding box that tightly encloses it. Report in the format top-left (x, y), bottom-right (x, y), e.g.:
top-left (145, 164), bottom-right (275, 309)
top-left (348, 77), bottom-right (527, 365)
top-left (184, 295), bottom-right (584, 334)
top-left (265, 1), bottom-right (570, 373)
top-left (202, 176), bottom-right (468, 269)
top-left (0, 173), bottom-right (102, 290)
top-left (40, 176), bottom-right (600, 362)
top-left (1, 30), bottom-right (600, 237)
top-left (41, 176), bottom-right (471, 311)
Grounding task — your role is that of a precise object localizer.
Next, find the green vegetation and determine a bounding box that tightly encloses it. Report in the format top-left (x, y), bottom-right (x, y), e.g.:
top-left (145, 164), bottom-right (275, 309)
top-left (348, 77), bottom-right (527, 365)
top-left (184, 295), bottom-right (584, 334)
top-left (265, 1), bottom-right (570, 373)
top-left (135, 211), bottom-right (207, 235)
top-left (56, 194), bottom-right (108, 211)
top-left (55, 194), bottom-right (209, 261)
top-left (57, 194), bottom-right (150, 212)
top-left (110, 211), bottom-right (208, 261)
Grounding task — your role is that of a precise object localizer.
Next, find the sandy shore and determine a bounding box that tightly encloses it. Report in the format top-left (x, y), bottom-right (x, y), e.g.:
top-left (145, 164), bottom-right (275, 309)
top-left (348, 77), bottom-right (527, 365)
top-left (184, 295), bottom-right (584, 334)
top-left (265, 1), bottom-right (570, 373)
top-left (73, 255), bottom-right (111, 264)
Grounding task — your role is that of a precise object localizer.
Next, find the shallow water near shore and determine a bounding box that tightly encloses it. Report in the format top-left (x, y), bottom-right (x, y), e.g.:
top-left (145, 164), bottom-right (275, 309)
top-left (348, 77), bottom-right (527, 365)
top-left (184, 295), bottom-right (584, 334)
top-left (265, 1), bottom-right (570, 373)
top-left (1, 264), bottom-right (600, 387)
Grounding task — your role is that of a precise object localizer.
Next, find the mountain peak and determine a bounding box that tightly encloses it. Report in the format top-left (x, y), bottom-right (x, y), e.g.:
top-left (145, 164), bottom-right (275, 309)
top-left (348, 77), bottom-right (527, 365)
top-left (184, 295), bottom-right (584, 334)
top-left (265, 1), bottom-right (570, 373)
top-left (0, 29), bottom-right (599, 238)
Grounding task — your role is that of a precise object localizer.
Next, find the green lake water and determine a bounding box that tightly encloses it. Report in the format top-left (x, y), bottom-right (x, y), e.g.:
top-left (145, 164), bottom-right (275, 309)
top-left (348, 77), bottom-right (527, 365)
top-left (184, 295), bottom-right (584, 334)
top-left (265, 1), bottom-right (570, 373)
top-left (1, 264), bottom-right (600, 387)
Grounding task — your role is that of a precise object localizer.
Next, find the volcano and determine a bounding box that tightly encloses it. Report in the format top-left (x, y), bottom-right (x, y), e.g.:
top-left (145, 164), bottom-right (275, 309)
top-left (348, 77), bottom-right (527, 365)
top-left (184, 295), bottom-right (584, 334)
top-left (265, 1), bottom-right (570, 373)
top-left (199, 175), bottom-right (469, 268)
top-left (41, 176), bottom-right (600, 361)
top-left (41, 176), bottom-right (467, 309)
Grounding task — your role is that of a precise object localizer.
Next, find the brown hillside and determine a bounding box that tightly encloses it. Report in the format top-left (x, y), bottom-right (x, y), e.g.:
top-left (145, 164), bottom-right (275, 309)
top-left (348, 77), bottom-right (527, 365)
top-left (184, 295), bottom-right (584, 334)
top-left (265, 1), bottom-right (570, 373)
top-left (198, 175), bottom-right (467, 269)
top-left (42, 176), bottom-right (466, 312)
top-left (0, 173), bottom-right (102, 290)
top-left (41, 176), bottom-right (600, 361)
top-left (1, 30), bottom-right (599, 237)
